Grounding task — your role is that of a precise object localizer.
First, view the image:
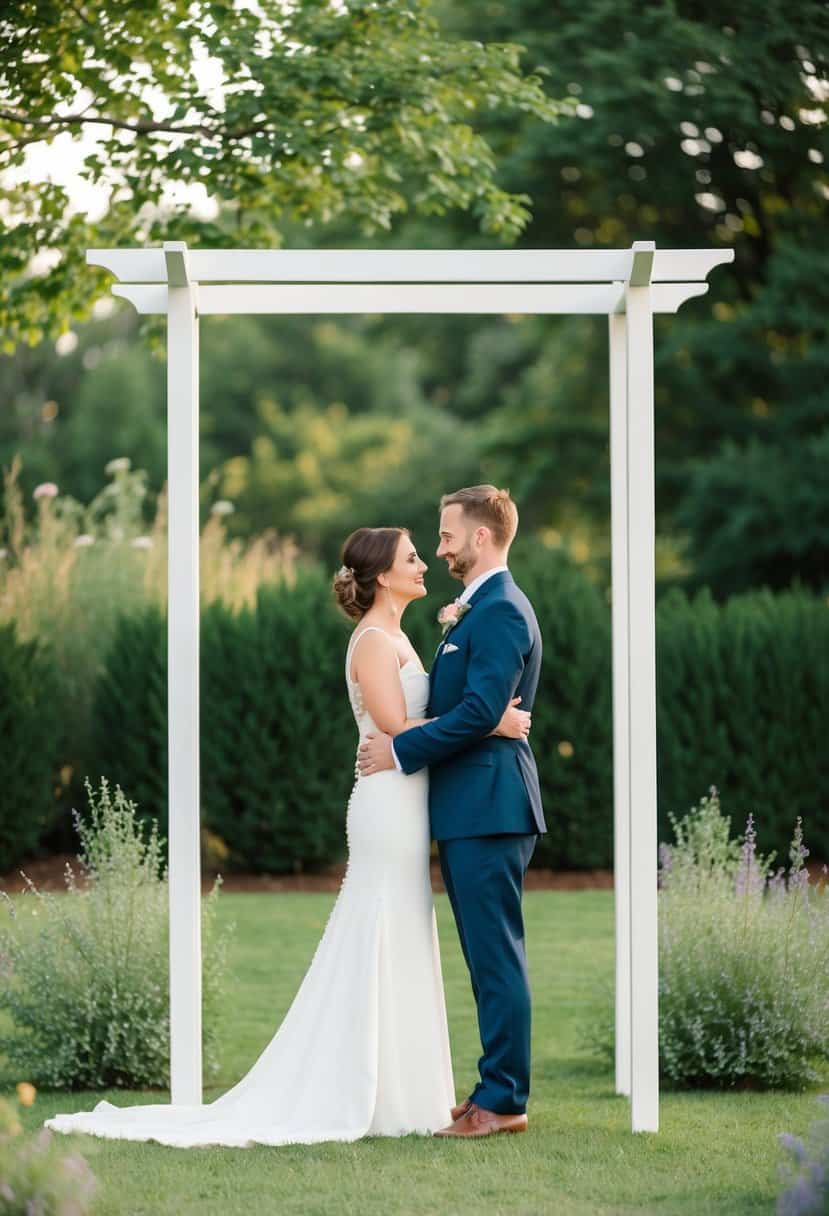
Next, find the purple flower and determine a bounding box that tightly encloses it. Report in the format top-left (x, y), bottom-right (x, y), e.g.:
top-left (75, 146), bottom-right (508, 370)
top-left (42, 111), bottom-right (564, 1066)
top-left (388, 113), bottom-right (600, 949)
top-left (779, 1132), bottom-right (806, 1162)
top-left (735, 814), bottom-right (764, 897)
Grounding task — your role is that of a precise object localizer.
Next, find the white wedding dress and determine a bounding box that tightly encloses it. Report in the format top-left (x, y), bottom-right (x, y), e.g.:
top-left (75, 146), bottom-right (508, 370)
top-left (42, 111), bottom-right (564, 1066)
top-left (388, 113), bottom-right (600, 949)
top-left (45, 627), bottom-right (455, 1148)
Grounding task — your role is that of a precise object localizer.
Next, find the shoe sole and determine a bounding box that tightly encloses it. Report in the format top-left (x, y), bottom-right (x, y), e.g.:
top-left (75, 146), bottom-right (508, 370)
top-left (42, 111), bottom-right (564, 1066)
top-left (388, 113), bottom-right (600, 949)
top-left (434, 1122), bottom-right (528, 1138)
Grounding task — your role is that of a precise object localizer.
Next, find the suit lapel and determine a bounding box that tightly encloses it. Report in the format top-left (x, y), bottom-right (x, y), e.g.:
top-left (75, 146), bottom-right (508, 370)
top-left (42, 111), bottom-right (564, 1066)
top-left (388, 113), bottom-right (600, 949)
top-left (429, 570), bottom-right (513, 684)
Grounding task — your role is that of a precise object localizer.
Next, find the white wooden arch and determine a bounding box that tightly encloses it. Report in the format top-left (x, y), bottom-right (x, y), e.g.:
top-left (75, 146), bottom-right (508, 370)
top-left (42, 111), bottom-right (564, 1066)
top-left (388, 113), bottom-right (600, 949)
top-left (89, 240), bottom-right (733, 1134)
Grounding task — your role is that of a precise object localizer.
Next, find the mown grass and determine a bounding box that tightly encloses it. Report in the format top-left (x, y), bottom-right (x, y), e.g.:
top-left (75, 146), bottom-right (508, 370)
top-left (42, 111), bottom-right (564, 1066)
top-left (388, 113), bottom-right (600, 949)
top-left (8, 891), bottom-right (827, 1215)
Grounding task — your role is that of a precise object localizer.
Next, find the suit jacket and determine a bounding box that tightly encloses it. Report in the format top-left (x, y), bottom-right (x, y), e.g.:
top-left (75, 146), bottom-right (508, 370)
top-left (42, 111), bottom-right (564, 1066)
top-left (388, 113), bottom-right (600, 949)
top-left (393, 570), bottom-right (546, 841)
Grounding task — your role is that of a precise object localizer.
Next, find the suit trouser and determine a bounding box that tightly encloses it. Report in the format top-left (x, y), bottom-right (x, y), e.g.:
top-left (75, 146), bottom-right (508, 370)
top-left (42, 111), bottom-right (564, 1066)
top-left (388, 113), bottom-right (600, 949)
top-left (438, 832), bottom-right (537, 1115)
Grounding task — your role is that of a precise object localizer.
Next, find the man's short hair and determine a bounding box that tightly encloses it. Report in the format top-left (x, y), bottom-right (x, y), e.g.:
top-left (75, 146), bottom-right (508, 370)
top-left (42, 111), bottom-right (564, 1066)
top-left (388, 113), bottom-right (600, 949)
top-left (439, 485), bottom-right (518, 549)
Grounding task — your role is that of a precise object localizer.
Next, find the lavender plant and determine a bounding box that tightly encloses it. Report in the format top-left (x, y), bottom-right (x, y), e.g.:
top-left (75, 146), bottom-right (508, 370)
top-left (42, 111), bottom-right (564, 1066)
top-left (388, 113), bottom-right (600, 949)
top-left (777, 1094), bottom-right (829, 1215)
top-left (0, 778), bottom-right (233, 1090)
top-left (660, 790), bottom-right (828, 1088)
top-left (588, 789), bottom-right (829, 1089)
top-left (0, 1085), bottom-right (97, 1214)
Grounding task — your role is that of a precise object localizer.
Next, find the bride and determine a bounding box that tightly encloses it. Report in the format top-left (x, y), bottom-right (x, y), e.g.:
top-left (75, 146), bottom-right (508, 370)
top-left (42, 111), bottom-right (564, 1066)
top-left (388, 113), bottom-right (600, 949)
top-left (45, 525), bottom-right (530, 1149)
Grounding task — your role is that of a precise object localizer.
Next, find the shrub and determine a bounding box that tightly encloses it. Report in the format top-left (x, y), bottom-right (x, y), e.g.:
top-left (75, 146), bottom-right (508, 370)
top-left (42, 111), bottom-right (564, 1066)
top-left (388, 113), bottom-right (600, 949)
top-left (0, 623), bottom-right (61, 872)
top-left (657, 588), bottom-right (829, 864)
top-left (23, 526), bottom-right (828, 876)
top-left (0, 1085), bottom-right (96, 1215)
top-left (510, 543), bottom-right (613, 869)
top-left (200, 575), bottom-right (358, 872)
top-left (94, 569), bottom-right (357, 873)
top-left (0, 456), bottom-right (297, 855)
top-left (777, 1094), bottom-right (829, 1216)
top-left (0, 779), bottom-right (232, 1090)
top-left (588, 790), bottom-right (829, 1089)
top-left (91, 606), bottom-right (168, 840)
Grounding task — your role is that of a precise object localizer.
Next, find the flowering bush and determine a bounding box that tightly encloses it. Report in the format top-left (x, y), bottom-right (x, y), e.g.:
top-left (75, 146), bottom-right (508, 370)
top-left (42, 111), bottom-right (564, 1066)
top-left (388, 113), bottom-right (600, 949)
top-left (588, 789), bottom-right (829, 1089)
top-left (0, 1084), bottom-right (96, 1214)
top-left (777, 1094), bottom-right (829, 1215)
top-left (0, 778), bottom-right (233, 1090)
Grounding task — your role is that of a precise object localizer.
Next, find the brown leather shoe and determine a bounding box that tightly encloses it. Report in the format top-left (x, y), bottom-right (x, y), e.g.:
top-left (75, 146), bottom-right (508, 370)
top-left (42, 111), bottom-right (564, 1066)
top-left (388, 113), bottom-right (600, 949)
top-left (450, 1099), bottom-right (472, 1122)
top-left (434, 1103), bottom-right (528, 1138)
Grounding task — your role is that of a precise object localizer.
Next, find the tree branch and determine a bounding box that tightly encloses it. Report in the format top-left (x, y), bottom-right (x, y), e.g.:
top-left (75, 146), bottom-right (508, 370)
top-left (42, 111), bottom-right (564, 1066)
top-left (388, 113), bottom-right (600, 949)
top-left (0, 107), bottom-right (267, 141)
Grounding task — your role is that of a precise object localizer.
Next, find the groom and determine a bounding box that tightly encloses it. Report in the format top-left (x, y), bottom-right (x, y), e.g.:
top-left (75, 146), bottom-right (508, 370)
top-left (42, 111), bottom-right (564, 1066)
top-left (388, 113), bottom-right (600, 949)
top-left (357, 484), bottom-right (545, 1138)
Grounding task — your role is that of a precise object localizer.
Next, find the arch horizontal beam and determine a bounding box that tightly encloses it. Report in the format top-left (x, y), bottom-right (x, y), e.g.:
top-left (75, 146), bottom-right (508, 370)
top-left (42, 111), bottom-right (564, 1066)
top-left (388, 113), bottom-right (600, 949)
top-left (91, 247), bottom-right (734, 285)
top-left (112, 281), bottom-right (708, 316)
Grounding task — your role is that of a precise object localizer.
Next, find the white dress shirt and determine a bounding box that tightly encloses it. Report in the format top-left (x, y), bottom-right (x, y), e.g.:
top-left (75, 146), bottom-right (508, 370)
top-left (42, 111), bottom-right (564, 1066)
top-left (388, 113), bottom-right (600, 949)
top-left (389, 565), bottom-right (509, 771)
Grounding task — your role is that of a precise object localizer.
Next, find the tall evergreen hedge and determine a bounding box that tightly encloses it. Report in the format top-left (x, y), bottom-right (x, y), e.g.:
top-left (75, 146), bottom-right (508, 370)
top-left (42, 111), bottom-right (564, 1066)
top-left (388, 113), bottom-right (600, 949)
top-left (511, 547), bottom-right (613, 867)
top-left (91, 570), bottom-right (355, 871)
top-left (50, 564), bottom-right (829, 873)
top-left (199, 575), bottom-right (355, 871)
top-left (0, 623), bottom-right (61, 870)
top-left (656, 587), bottom-right (829, 862)
top-left (92, 605), bottom-right (168, 839)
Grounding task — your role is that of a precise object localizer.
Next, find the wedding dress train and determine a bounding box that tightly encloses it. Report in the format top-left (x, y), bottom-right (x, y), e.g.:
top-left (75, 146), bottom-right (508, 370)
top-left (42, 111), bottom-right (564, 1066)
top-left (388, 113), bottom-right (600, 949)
top-left (45, 627), bottom-right (455, 1147)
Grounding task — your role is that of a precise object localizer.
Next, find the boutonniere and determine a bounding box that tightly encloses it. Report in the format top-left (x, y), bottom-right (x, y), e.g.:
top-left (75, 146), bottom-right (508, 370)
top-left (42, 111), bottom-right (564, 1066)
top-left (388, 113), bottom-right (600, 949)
top-left (437, 599), bottom-right (471, 637)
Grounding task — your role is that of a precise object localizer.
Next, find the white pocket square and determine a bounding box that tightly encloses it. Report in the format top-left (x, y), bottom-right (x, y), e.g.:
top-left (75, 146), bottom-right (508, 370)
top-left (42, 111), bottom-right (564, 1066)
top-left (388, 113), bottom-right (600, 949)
top-left (442, 642), bottom-right (459, 654)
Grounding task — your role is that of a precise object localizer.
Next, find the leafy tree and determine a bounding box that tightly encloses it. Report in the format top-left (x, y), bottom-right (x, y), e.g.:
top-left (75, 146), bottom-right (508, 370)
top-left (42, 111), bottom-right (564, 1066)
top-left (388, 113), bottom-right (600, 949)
top-left (0, 0), bottom-right (560, 348)
top-left (429, 0), bottom-right (829, 590)
top-left (217, 388), bottom-right (480, 573)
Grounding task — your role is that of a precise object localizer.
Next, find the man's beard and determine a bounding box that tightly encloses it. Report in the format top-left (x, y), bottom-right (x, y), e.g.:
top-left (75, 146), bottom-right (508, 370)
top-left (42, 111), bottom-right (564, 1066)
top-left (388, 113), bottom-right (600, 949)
top-left (446, 542), bottom-right (476, 580)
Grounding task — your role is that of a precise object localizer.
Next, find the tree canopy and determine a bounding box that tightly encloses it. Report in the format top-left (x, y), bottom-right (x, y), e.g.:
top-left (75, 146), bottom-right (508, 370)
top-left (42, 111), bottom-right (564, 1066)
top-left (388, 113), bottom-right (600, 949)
top-left (0, 0), bottom-right (560, 347)
top-left (2, 0), bottom-right (828, 594)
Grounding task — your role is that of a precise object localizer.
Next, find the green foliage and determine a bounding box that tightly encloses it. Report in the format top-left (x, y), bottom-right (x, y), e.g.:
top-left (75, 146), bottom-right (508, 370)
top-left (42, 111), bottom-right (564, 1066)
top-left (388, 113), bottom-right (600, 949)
top-left (0, 0), bottom-right (561, 348)
top-left (96, 570), bottom-right (356, 872)
top-left (8, 525), bottom-right (828, 875)
top-left (0, 457), bottom-right (166, 850)
top-left (677, 430), bottom-right (829, 594)
top-left (2, 3), bottom-right (828, 593)
top-left (0, 457), bottom-right (298, 851)
top-left (200, 576), bottom-right (356, 872)
top-left (0, 623), bottom-right (61, 871)
top-left (92, 608), bottom-right (169, 840)
top-left (656, 588), bottom-right (829, 862)
top-left (588, 790), bottom-right (829, 1089)
top-left (28, 556), bottom-right (829, 875)
top-left (219, 390), bottom-right (481, 567)
top-left (93, 550), bottom-right (613, 873)
top-left (511, 543), bottom-right (613, 868)
top-left (435, 0), bottom-right (829, 591)
top-left (0, 1093), bottom-right (97, 1215)
top-left (0, 779), bottom-right (232, 1090)
top-left (657, 794), bottom-right (829, 1089)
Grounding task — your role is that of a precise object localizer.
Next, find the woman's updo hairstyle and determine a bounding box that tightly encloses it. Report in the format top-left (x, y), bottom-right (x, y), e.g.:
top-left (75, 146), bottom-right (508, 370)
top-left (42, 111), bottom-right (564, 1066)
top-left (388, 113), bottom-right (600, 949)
top-left (333, 526), bottom-right (408, 621)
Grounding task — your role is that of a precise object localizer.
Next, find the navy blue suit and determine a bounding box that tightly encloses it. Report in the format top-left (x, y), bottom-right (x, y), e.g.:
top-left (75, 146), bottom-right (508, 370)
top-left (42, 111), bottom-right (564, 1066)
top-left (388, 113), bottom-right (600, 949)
top-left (393, 570), bottom-right (545, 1114)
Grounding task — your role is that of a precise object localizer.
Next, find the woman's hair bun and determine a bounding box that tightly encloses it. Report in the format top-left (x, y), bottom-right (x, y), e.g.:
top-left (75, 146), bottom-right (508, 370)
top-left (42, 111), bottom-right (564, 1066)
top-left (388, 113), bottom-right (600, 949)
top-left (332, 563), bottom-right (360, 619)
top-left (332, 527), bottom-right (408, 622)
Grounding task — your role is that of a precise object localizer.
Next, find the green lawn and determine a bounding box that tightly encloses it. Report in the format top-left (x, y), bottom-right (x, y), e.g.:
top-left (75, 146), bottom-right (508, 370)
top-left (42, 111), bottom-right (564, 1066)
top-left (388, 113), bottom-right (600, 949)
top-left (9, 891), bottom-right (827, 1215)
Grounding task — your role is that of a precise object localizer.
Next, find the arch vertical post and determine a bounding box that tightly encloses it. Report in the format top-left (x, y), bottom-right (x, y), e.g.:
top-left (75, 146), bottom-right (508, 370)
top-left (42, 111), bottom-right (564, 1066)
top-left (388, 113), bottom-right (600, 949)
top-left (625, 244), bottom-right (659, 1132)
top-left (608, 310), bottom-right (631, 1099)
top-left (165, 242), bottom-right (203, 1105)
